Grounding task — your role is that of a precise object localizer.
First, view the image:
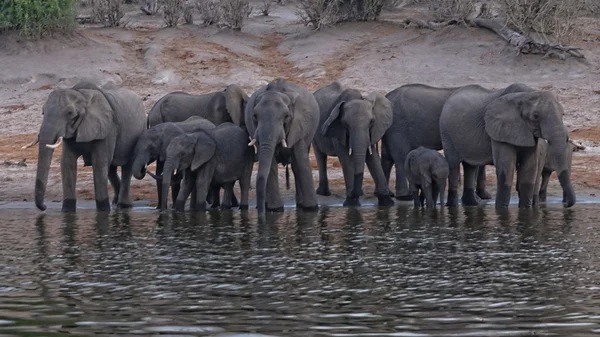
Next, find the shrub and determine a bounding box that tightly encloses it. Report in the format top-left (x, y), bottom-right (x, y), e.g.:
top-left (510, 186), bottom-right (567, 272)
top-left (426, 0), bottom-right (476, 22)
top-left (92, 0), bottom-right (126, 26)
top-left (163, 0), bottom-right (185, 26)
top-left (141, 0), bottom-right (160, 14)
top-left (196, 0), bottom-right (221, 25)
top-left (259, 0), bottom-right (272, 16)
top-left (183, 0), bottom-right (195, 23)
top-left (296, 0), bottom-right (391, 28)
top-left (220, 0), bottom-right (252, 30)
top-left (0, 0), bottom-right (77, 38)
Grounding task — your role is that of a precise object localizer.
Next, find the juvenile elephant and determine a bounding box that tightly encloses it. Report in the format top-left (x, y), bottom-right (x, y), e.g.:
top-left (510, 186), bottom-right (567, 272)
top-left (147, 84), bottom-right (248, 128)
top-left (312, 81), bottom-right (394, 206)
top-left (404, 146), bottom-right (449, 208)
top-left (381, 84), bottom-right (490, 201)
top-left (440, 84), bottom-right (576, 209)
top-left (35, 81), bottom-right (146, 212)
top-left (160, 123), bottom-right (254, 212)
top-left (245, 78), bottom-right (319, 217)
top-left (132, 116), bottom-right (235, 209)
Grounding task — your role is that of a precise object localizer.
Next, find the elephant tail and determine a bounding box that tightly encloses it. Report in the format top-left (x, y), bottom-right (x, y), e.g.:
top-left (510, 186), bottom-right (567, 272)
top-left (285, 164), bottom-right (290, 190)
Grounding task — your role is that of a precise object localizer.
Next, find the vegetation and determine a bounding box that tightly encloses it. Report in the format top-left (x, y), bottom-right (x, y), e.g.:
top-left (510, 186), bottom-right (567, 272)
top-left (296, 0), bottom-right (392, 29)
top-left (0, 0), bottom-right (77, 39)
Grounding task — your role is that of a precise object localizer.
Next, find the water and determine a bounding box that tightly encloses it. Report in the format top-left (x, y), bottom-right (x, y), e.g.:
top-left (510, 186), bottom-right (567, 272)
top-left (1, 204), bottom-right (600, 336)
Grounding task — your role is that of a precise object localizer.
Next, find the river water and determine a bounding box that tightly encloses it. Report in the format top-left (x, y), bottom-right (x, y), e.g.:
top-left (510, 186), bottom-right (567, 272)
top-left (1, 204), bottom-right (600, 336)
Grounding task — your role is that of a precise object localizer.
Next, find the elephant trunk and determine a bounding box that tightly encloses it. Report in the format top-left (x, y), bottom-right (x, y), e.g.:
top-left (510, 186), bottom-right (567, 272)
top-left (256, 139), bottom-right (276, 216)
top-left (160, 158), bottom-right (177, 210)
top-left (35, 143), bottom-right (54, 211)
top-left (545, 126), bottom-right (575, 207)
top-left (349, 133), bottom-right (368, 198)
top-left (132, 152), bottom-right (150, 180)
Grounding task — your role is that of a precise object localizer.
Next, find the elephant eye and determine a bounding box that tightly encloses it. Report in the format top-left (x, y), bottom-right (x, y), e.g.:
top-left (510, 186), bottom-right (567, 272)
top-left (252, 113), bottom-right (258, 122)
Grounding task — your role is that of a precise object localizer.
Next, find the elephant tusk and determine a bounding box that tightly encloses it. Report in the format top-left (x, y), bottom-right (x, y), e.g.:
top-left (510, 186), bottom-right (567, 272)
top-left (349, 148), bottom-right (352, 156)
top-left (22, 138), bottom-right (39, 149)
top-left (281, 139), bottom-right (288, 148)
top-left (368, 145), bottom-right (373, 155)
top-left (46, 137), bottom-right (63, 149)
top-left (248, 138), bottom-right (256, 147)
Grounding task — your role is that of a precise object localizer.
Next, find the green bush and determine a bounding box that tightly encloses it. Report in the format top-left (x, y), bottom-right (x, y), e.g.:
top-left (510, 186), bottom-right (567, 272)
top-left (0, 0), bottom-right (77, 39)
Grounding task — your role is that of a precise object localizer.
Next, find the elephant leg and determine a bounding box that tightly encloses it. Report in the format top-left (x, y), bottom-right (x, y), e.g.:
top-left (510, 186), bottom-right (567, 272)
top-left (539, 171), bottom-right (551, 202)
top-left (314, 144), bottom-right (331, 196)
top-left (419, 188), bottom-right (425, 207)
top-left (366, 148), bottom-right (394, 206)
top-left (91, 149), bottom-right (111, 212)
top-left (209, 185), bottom-right (220, 209)
top-left (190, 183), bottom-right (198, 210)
top-left (410, 184), bottom-right (420, 208)
top-left (381, 140), bottom-right (393, 184)
top-left (432, 183), bottom-right (440, 207)
top-left (390, 143), bottom-right (412, 200)
top-left (175, 172), bottom-right (195, 212)
top-left (61, 145), bottom-right (78, 212)
top-left (291, 141), bottom-right (318, 211)
top-left (476, 165), bottom-right (492, 200)
top-left (516, 146), bottom-right (537, 208)
top-left (492, 141), bottom-right (517, 209)
top-left (108, 165), bottom-right (121, 206)
top-left (155, 161), bottom-right (164, 210)
top-left (220, 183), bottom-right (235, 209)
top-left (461, 163), bottom-right (480, 206)
top-left (230, 182), bottom-right (240, 208)
top-left (423, 181), bottom-right (434, 209)
top-left (265, 158), bottom-right (284, 212)
top-left (117, 162), bottom-right (133, 209)
top-left (193, 167), bottom-right (212, 212)
top-left (290, 161), bottom-right (303, 208)
top-left (336, 145), bottom-right (359, 207)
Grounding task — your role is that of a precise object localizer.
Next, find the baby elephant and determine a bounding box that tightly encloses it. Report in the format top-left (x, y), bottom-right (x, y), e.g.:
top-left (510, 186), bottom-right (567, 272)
top-left (404, 147), bottom-right (449, 208)
top-left (161, 123), bottom-right (254, 212)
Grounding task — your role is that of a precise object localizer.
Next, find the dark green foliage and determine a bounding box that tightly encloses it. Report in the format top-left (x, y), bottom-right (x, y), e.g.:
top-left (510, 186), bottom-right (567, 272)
top-left (0, 0), bottom-right (76, 39)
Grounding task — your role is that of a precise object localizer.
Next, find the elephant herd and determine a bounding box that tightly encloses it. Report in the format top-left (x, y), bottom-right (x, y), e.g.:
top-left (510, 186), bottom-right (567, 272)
top-left (29, 78), bottom-right (576, 216)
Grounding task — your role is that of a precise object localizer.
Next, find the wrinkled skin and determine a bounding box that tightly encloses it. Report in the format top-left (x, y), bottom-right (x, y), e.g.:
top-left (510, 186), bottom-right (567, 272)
top-left (381, 84), bottom-right (490, 201)
top-left (160, 123), bottom-right (254, 212)
top-left (245, 78), bottom-right (319, 217)
top-left (404, 146), bottom-right (449, 209)
top-left (131, 116), bottom-right (238, 210)
top-left (312, 81), bottom-right (394, 207)
top-left (35, 81), bottom-right (146, 212)
top-left (147, 84), bottom-right (248, 128)
top-left (440, 84), bottom-right (575, 209)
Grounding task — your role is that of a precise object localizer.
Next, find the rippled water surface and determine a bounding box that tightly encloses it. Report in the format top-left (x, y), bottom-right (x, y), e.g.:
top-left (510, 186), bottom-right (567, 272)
top-left (2, 205), bottom-right (600, 336)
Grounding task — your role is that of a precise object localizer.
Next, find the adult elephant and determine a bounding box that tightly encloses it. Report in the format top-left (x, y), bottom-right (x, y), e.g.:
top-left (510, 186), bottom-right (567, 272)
top-left (381, 84), bottom-right (490, 201)
top-left (147, 84), bottom-right (248, 128)
top-left (35, 81), bottom-right (146, 212)
top-left (440, 84), bottom-right (576, 209)
top-left (312, 81), bottom-right (394, 207)
top-left (245, 78), bottom-right (319, 217)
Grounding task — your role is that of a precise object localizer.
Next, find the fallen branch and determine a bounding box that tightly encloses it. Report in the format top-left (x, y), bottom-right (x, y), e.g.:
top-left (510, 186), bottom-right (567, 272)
top-left (469, 18), bottom-right (585, 59)
top-left (402, 18), bottom-right (456, 30)
top-left (4, 159), bottom-right (27, 167)
top-left (569, 139), bottom-right (586, 152)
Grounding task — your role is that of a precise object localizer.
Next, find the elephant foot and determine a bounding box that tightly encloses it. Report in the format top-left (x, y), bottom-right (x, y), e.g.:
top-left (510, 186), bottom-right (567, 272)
top-left (231, 195), bottom-right (240, 208)
top-left (267, 206), bottom-right (284, 213)
top-left (220, 203), bottom-right (233, 210)
top-left (301, 204), bottom-right (319, 212)
top-left (62, 199), bottom-right (77, 213)
top-left (539, 192), bottom-right (547, 202)
top-left (476, 188), bottom-right (492, 200)
top-left (446, 190), bottom-right (459, 207)
top-left (193, 202), bottom-right (207, 212)
top-left (461, 189), bottom-right (480, 206)
top-left (343, 197), bottom-right (361, 207)
top-left (210, 202), bottom-right (220, 209)
top-left (117, 203), bottom-right (133, 209)
top-left (395, 194), bottom-right (413, 201)
top-left (96, 198), bottom-right (111, 212)
top-left (377, 194), bottom-right (394, 206)
top-left (239, 204), bottom-right (249, 210)
top-left (316, 186), bottom-right (331, 196)
top-left (174, 200), bottom-right (186, 212)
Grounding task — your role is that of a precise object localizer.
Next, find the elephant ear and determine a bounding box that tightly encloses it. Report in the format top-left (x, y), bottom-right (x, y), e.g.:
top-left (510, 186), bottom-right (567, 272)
top-left (283, 91), bottom-right (305, 147)
top-left (224, 84), bottom-right (248, 127)
top-left (191, 133), bottom-right (217, 171)
top-left (366, 92), bottom-right (393, 145)
top-left (484, 93), bottom-right (536, 147)
top-left (75, 89), bottom-right (114, 143)
top-left (320, 101), bottom-right (346, 145)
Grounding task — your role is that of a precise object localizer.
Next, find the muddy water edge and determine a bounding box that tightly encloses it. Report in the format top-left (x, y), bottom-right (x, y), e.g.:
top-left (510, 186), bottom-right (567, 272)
top-left (1, 205), bottom-right (600, 336)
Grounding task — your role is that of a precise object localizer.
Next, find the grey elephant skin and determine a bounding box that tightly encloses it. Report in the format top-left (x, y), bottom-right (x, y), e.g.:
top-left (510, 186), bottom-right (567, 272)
top-left (381, 84), bottom-right (491, 201)
top-left (439, 83), bottom-right (576, 209)
top-left (404, 146), bottom-right (449, 208)
top-left (160, 123), bottom-right (254, 212)
top-left (312, 81), bottom-right (394, 207)
top-left (147, 84), bottom-right (248, 128)
top-left (245, 78), bottom-right (319, 217)
top-left (132, 116), bottom-right (220, 209)
top-left (35, 81), bottom-right (146, 212)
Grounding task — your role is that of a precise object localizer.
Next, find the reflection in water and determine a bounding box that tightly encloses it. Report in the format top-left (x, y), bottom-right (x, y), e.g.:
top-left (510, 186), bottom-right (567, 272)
top-left (0, 205), bottom-right (599, 336)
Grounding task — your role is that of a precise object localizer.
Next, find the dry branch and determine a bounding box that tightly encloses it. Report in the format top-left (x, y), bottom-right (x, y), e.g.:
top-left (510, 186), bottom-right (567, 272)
top-left (402, 18), bottom-right (456, 30)
top-left (470, 18), bottom-right (585, 59)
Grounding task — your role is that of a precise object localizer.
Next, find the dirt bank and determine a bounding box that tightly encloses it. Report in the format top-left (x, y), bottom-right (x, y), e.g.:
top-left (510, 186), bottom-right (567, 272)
top-left (1, 3), bottom-right (599, 206)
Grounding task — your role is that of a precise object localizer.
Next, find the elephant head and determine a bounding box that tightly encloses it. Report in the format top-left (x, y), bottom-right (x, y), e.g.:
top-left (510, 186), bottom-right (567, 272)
top-left (35, 85), bottom-right (114, 211)
top-left (160, 132), bottom-right (216, 210)
top-left (132, 123), bottom-right (185, 180)
top-left (484, 90), bottom-right (575, 207)
top-left (321, 89), bottom-right (393, 197)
